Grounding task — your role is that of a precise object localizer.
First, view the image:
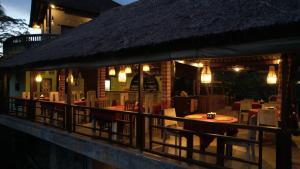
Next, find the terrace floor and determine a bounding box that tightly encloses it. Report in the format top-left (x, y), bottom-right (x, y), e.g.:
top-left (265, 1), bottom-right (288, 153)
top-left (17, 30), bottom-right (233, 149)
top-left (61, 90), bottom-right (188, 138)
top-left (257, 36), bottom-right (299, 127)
top-left (8, 110), bottom-right (300, 169)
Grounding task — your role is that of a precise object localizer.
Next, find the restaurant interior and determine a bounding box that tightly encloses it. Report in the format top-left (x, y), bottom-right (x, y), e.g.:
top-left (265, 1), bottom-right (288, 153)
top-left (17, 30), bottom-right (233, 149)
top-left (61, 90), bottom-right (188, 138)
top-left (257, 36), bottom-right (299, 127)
top-left (8, 54), bottom-right (300, 169)
top-left (18, 54), bottom-right (282, 124)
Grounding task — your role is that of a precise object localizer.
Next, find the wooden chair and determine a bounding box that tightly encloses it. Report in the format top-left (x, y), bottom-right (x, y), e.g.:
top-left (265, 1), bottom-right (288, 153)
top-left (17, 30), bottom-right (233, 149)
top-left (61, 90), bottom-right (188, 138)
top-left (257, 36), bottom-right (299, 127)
top-left (239, 99), bottom-right (252, 123)
top-left (258, 109), bottom-right (278, 127)
top-left (123, 101), bottom-right (136, 135)
top-left (49, 92), bottom-right (59, 102)
top-left (97, 98), bottom-right (111, 108)
top-left (162, 108), bottom-right (184, 156)
top-left (22, 91), bottom-right (30, 99)
top-left (225, 115), bottom-right (257, 161)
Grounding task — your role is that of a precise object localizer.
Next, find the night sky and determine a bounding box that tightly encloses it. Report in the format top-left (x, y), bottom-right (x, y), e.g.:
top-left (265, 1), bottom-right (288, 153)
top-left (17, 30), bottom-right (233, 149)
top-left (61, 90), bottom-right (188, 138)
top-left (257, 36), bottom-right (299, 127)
top-left (0, 0), bottom-right (137, 33)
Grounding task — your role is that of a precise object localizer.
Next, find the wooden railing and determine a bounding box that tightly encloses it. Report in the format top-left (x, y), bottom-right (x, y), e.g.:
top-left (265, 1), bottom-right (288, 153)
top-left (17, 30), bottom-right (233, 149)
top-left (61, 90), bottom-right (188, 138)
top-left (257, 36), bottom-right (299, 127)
top-left (3, 34), bottom-right (58, 57)
top-left (6, 97), bottom-right (295, 169)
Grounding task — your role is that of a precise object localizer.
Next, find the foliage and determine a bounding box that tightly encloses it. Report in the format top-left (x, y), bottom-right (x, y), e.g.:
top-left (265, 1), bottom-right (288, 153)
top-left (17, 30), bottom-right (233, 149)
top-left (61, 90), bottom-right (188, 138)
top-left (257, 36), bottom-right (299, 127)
top-left (0, 4), bottom-right (29, 57)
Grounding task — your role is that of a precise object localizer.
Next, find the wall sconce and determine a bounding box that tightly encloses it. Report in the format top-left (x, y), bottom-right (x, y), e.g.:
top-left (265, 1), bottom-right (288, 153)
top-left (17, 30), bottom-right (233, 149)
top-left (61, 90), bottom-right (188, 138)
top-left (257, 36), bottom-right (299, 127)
top-left (125, 66), bottom-right (132, 74)
top-left (201, 65), bottom-right (212, 84)
top-left (35, 73), bottom-right (42, 82)
top-left (176, 60), bottom-right (185, 64)
top-left (50, 4), bottom-right (55, 9)
top-left (109, 67), bottom-right (116, 76)
top-left (233, 65), bottom-right (243, 72)
top-left (191, 62), bottom-right (204, 68)
top-left (267, 66), bottom-right (277, 84)
top-left (33, 24), bottom-right (41, 29)
top-left (118, 69), bottom-right (126, 82)
top-left (143, 64), bottom-right (150, 72)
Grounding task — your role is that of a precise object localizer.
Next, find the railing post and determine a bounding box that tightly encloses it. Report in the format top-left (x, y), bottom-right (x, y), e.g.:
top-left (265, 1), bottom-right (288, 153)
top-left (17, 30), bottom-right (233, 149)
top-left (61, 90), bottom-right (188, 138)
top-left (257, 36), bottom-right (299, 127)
top-left (216, 137), bottom-right (225, 167)
top-left (258, 131), bottom-right (263, 169)
top-left (65, 104), bottom-right (72, 132)
top-left (276, 129), bottom-right (292, 169)
top-left (28, 99), bottom-right (36, 121)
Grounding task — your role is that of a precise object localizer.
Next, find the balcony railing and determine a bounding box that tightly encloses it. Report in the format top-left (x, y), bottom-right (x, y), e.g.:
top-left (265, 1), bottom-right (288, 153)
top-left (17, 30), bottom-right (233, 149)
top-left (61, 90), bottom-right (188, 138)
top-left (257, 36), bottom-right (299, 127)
top-left (5, 97), bottom-right (297, 169)
top-left (3, 34), bottom-right (58, 58)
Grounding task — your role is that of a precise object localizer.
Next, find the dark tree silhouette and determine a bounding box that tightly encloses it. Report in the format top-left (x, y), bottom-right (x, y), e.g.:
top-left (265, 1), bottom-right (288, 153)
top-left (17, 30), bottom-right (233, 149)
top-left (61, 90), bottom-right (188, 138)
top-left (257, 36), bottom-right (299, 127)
top-left (0, 4), bottom-right (28, 57)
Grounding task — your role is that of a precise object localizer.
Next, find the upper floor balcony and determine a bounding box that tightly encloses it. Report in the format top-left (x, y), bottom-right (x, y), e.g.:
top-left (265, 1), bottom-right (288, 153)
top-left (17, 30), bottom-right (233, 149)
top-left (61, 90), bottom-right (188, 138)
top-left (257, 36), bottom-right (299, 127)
top-left (3, 34), bottom-right (58, 58)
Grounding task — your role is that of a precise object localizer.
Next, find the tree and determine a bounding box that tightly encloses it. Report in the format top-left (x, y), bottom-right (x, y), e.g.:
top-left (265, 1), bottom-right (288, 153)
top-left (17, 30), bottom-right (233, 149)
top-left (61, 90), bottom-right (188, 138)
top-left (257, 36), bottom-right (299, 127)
top-left (0, 4), bottom-right (28, 57)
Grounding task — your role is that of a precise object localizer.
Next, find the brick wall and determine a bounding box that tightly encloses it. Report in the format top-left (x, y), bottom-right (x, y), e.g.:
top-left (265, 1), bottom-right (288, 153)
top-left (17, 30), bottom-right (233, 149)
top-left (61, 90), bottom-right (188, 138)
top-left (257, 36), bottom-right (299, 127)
top-left (58, 70), bottom-right (65, 101)
top-left (97, 68), bottom-right (106, 99)
top-left (161, 61), bottom-right (172, 109)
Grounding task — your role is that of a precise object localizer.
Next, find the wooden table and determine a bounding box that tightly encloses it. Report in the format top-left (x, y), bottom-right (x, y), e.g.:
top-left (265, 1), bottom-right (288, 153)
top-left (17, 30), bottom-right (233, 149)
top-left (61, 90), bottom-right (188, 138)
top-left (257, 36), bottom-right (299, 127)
top-left (184, 114), bottom-right (238, 151)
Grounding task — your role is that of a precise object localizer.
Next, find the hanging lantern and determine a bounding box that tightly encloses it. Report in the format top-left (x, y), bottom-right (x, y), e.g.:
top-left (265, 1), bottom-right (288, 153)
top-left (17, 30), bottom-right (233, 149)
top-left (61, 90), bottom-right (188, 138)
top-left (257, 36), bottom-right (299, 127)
top-left (66, 72), bottom-right (74, 84)
top-left (118, 69), bottom-right (126, 82)
top-left (267, 66), bottom-right (277, 84)
top-left (143, 64), bottom-right (150, 72)
top-left (109, 67), bottom-right (116, 76)
top-left (35, 73), bottom-right (42, 82)
top-left (125, 66), bottom-right (132, 74)
top-left (201, 66), bottom-right (212, 84)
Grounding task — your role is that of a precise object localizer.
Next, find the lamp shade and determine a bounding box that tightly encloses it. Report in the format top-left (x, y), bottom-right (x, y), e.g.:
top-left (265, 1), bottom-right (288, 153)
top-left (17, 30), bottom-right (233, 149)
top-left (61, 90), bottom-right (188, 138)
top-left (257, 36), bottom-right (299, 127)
top-left (109, 67), bottom-right (116, 76)
top-left (125, 66), bottom-right (132, 74)
top-left (35, 73), bottom-right (42, 82)
top-left (267, 66), bottom-right (277, 84)
top-left (118, 70), bottom-right (126, 82)
top-left (143, 64), bottom-right (150, 72)
top-left (201, 66), bottom-right (212, 84)
top-left (66, 73), bottom-right (74, 84)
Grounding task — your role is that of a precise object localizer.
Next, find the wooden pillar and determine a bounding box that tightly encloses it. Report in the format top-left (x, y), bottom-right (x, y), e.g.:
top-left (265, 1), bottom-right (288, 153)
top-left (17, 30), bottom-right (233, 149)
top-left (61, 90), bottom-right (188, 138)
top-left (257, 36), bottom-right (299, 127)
top-left (276, 54), bottom-right (292, 169)
top-left (136, 64), bottom-right (144, 151)
top-left (49, 144), bottom-right (57, 169)
top-left (161, 61), bottom-right (172, 109)
top-left (1, 72), bottom-right (9, 113)
top-left (66, 69), bottom-right (73, 132)
top-left (48, 6), bottom-right (52, 34)
top-left (29, 71), bottom-right (36, 120)
top-left (280, 55), bottom-right (291, 128)
top-left (97, 67), bottom-right (106, 99)
top-left (196, 67), bottom-right (201, 95)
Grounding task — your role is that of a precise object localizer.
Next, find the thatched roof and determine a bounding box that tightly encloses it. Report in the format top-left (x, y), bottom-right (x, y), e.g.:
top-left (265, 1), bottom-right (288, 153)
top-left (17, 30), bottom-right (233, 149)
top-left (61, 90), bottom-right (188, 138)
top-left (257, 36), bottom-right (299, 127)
top-left (4, 0), bottom-right (300, 69)
top-left (30, 0), bottom-right (120, 26)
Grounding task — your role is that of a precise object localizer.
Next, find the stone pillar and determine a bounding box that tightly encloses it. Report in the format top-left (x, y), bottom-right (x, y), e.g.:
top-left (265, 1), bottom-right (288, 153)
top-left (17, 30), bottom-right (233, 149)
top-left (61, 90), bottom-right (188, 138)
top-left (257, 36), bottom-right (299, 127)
top-left (161, 61), bottom-right (172, 109)
top-left (97, 68), bottom-right (106, 99)
top-left (58, 69), bottom-right (66, 101)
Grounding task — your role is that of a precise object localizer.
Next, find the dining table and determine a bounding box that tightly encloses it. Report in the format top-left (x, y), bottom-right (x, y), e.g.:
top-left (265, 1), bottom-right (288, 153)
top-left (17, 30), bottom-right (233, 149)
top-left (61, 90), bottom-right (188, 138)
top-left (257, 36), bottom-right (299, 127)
top-left (184, 114), bottom-right (238, 151)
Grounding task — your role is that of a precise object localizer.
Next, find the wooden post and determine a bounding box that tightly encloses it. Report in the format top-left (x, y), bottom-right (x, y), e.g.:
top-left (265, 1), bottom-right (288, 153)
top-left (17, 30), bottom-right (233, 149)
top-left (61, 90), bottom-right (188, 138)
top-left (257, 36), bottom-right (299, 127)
top-left (276, 54), bottom-right (292, 169)
top-left (29, 71), bottom-right (36, 121)
top-left (48, 6), bottom-right (52, 34)
top-left (66, 69), bottom-right (73, 132)
top-left (136, 64), bottom-right (144, 151)
top-left (2, 72), bottom-right (9, 113)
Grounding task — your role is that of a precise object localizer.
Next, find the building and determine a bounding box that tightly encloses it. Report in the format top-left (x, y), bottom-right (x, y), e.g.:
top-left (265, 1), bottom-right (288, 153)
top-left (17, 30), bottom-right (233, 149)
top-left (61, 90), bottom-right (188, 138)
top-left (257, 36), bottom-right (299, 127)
top-left (3, 0), bottom-right (119, 58)
top-left (0, 0), bottom-right (300, 169)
